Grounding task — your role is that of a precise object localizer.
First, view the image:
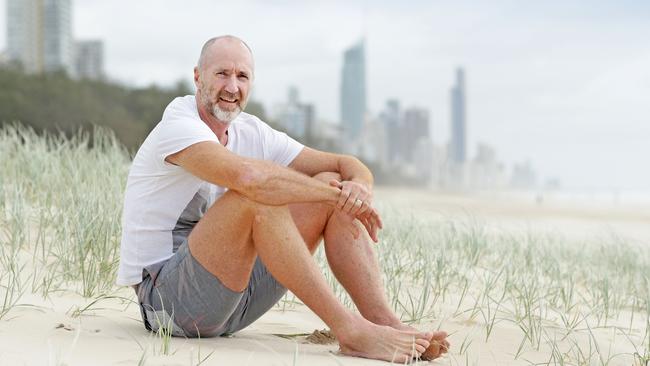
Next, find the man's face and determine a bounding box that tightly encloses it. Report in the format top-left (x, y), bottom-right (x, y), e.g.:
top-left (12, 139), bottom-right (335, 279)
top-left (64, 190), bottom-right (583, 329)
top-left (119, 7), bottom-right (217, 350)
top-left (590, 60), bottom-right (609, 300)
top-left (195, 39), bottom-right (254, 124)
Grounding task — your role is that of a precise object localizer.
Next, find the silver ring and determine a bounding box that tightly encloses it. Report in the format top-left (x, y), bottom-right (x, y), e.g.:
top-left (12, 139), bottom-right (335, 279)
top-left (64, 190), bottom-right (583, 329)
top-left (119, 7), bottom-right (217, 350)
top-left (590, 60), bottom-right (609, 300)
top-left (354, 199), bottom-right (363, 206)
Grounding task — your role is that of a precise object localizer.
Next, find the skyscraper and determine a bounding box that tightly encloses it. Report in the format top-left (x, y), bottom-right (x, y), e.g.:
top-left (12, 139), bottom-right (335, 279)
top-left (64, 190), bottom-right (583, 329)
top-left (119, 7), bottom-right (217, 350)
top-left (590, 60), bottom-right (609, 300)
top-left (340, 40), bottom-right (366, 141)
top-left (43, 0), bottom-right (73, 74)
top-left (403, 107), bottom-right (430, 159)
top-left (6, 0), bottom-right (42, 73)
top-left (450, 67), bottom-right (467, 164)
top-left (6, 0), bottom-right (73, 75)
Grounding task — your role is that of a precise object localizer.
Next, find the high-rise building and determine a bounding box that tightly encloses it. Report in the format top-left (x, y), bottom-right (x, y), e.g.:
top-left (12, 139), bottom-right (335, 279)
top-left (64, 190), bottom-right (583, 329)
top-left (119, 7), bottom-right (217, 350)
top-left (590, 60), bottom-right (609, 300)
top-left (401, 107), bottom-right (430, 162)
top-left (340, 40), bottom-right (366, 141)
top-left (6, 0), bottom-right (73, 75)
top-left (6, 0), bottom-right (42, 73)
top-left (43, 0), bottom-right (73, 74)
top-left (379, 99), bottom-right (400, 163)
top-left (450, 67), bottom-right (466, 164)
top-left (75, 40), bottom-right (104, 80)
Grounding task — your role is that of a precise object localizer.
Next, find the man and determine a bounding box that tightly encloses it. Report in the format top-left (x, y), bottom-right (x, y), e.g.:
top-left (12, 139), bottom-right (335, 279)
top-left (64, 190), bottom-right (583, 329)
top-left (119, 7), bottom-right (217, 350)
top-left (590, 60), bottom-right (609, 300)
top-left (117, 35), bottom-right (449, 363)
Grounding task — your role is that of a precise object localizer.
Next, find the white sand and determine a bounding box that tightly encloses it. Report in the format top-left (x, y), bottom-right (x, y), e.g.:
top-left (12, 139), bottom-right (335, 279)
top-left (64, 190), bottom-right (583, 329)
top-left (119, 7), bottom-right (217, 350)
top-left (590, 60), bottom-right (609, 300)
top-left (374, 188), bottom-right (650, 246)
top-left (1, 189), bottom-right (647, 365)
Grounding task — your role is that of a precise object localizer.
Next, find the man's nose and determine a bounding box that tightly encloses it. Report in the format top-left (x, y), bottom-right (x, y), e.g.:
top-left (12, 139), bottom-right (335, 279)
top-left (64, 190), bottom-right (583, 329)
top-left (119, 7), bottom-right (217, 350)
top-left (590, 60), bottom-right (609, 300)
top-left (224, 75), bottom-right (239, 94)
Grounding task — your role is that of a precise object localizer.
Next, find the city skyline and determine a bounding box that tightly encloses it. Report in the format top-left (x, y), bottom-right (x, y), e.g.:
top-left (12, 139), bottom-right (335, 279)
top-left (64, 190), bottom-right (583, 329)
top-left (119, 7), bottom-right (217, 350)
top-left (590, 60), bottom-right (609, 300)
top-left (4, 0), bottom-right (104, 79)
top-left (0, 0), bottom-right (648, 191)
top-left (6, 0), bottom-right (74, 74)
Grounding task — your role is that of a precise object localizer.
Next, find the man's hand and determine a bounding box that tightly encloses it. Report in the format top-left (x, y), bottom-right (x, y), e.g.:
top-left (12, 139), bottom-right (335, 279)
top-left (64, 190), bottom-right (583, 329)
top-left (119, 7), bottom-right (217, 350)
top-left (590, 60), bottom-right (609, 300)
top-left (329, 179), bottom-right (372, 216)
top-left (329, 179), bottom-right (383, 242)
top-left (355, 206), bottom-right (383, 243)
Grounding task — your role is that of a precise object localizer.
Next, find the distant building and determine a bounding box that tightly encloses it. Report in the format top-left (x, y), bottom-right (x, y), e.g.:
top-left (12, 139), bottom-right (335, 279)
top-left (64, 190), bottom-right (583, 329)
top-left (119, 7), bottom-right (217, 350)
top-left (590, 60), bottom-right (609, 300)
top-left (379, 99), bottom-right (401, 164)
top-left (400, 107), bottom-right (430, 162)
top-left (340, 40), bottom-right (366, 142)
top-left (377, 101), bottom-right (431, 167)
top-left (449, 67), bottom-right (466, 164)
top-left (467, 143), bottom-right (507, 190)
top-left (43, 0), bottom-right (73, 74)
top-left (6, 0), bottom-right (42, 72)
top-left (359, 116), bottom-right (387, 168)
top-left (302, 103), bottom-right (315, 144)
top-left (273, 86), bottom-right (315, 142)
top-left (6, 0), bottom-right (74, 75)
top-left (311, 120), bottom-right (343, 153)
top-left (75, 40), bottom-right (104, 80)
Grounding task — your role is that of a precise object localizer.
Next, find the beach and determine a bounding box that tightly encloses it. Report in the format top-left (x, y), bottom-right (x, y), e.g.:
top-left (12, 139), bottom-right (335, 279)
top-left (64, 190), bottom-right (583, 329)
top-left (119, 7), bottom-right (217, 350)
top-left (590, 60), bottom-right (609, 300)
top-left (1, 181), bottom-right (648, 365)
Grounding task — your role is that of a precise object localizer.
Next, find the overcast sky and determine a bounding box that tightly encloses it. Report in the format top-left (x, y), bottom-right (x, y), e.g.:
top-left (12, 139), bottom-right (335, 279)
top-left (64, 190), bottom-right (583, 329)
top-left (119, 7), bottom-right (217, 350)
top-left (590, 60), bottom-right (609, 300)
top-left (1, 0), bottom-right (649, 191)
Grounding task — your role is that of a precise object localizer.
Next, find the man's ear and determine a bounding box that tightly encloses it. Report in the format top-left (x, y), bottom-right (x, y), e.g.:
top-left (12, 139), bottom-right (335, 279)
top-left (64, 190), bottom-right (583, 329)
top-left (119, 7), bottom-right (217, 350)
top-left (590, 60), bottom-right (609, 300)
top-left (193, 67), bottom-right (200, 87)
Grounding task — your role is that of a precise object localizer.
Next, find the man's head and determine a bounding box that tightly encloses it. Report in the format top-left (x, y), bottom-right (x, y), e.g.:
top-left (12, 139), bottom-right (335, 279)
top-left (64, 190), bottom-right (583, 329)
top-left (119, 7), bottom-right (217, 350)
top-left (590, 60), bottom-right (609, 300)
top-left (194, 35), bottom-right (254, 125)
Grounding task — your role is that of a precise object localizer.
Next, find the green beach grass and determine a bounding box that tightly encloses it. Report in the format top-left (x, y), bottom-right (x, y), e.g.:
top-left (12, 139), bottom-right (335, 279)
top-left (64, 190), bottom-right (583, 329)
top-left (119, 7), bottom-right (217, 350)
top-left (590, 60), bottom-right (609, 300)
top-left (1, 123), bottom-right (648, 365)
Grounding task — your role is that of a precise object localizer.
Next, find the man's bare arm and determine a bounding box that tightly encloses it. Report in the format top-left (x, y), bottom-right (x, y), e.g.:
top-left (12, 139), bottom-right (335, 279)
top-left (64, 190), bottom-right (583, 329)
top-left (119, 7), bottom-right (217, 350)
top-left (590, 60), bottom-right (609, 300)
top-left (289, 147), bottom-right (375, 211)
top-left (166, 141), bottom-right (341, 206)
top-left (289, 147), bottom-right (373, 188)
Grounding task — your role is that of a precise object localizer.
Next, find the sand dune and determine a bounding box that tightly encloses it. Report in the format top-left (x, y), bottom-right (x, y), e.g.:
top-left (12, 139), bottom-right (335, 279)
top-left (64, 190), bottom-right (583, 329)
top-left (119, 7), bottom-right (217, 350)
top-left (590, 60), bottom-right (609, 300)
top-left (1, 190), bottom-right (648, 365)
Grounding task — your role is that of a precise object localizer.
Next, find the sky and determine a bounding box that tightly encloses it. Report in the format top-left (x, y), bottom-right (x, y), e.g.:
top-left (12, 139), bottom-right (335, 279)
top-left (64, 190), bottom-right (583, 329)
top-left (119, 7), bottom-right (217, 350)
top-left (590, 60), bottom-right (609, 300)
top-left (1, 0), bottom-right (649, 191)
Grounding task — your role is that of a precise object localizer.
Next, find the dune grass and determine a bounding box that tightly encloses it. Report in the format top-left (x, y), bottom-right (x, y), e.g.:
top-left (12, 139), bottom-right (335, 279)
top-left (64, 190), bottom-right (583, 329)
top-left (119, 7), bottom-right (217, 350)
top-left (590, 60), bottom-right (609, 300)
top-left (0, 123), bottom-right (649, 365)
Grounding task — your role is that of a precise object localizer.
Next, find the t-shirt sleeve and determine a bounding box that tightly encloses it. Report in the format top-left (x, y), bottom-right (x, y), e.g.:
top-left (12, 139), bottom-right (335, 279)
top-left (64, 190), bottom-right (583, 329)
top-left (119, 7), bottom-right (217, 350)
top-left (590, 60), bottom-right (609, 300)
top-left (259, 119), bottom-right (304, 167)
top-left (155, 98), bottom-right (219, 166)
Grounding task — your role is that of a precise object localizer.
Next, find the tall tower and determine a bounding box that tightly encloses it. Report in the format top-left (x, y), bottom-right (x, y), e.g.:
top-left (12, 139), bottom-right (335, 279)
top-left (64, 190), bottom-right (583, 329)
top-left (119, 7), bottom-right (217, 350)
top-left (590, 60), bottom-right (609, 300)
top-left (7, 0), bottom-right (43, 73)
top-left (450, 67), bottom-right (466, 164)
top-left (340, 40), bottom-right (366, 141)
top-left (43, 0), bottom-right (74, 74)
top-left (6, 0), bottom-right (73, 75)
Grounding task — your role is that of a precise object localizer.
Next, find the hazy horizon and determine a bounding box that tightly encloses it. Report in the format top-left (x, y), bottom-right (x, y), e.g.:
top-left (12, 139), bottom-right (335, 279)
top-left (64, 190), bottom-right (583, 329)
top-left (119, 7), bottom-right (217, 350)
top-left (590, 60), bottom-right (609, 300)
top-left (1, 0), bottom-right (648, 191)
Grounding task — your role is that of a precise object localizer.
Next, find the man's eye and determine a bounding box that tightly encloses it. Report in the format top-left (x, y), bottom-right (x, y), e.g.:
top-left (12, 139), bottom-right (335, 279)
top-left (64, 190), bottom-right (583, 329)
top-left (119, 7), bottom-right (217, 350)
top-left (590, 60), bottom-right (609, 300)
top-left (238, 74), bottom-right (249, 80)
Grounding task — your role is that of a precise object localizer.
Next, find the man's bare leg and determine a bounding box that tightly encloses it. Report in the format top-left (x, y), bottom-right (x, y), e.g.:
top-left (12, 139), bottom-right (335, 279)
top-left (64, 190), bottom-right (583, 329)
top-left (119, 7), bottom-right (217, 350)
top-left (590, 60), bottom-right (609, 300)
top-left (323, 210), bottom-right (402, 327)
top-left (188, 190), bottom-right (432, 362)
top-left (288, 172), bottom-right (450, 357)
top-left (286, 173), bottom-right (424, 328)
top-left (322, 210), bottom-right (450, 355)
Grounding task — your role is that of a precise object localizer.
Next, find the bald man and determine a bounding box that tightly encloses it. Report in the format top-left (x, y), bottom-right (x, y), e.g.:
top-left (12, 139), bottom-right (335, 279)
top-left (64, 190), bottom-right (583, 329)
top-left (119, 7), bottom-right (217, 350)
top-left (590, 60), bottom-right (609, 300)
top-left (117, 35), bottom-right (449, 363)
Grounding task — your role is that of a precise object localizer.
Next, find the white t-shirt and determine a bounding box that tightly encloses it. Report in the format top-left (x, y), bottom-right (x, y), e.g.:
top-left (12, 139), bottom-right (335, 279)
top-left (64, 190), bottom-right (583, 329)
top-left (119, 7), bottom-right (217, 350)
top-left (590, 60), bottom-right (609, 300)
top-left (116, 95), bottom-right (304, 286)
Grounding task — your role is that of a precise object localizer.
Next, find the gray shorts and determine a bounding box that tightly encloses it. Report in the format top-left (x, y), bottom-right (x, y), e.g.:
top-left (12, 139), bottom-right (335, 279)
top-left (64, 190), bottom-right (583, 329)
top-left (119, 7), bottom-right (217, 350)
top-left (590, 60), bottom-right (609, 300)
top-left (135, 241), bottom-right (287, 338)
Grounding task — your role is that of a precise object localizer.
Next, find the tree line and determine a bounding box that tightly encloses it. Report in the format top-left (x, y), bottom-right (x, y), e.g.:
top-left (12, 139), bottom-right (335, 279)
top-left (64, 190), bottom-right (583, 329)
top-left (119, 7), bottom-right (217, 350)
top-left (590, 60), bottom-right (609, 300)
top-left (0, 67), bottom-right (268, 151)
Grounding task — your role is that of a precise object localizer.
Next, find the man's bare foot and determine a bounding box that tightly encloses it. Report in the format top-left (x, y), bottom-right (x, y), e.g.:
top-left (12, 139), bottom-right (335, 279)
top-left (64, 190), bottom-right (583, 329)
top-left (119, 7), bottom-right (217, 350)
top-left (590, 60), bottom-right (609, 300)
top-left (383, 320), bottom-right (450, 360)
top-left (335, 316), bottom-right (433, 363)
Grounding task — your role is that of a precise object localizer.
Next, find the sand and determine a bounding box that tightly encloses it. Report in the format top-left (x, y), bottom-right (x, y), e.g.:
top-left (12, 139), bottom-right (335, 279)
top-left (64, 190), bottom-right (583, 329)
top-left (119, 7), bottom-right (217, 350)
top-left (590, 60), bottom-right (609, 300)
top-left (374, 188), bottom-right (650, 245)
top-left (1, 189), bottom-right (648, 365)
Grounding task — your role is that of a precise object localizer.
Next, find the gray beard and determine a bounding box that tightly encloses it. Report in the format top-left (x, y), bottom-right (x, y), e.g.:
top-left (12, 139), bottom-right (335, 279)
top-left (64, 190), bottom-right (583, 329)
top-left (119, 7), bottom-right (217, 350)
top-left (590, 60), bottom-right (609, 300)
top-left (211, 104), bottom-right (241, 124)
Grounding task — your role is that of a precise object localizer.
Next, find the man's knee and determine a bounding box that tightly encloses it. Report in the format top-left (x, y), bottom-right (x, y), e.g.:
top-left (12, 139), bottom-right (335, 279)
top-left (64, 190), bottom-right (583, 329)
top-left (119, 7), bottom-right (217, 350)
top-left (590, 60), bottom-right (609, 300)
top-left (218, 190), bottom-right (289, 221)
top-left (219, 189), bottom-right (258, 212)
